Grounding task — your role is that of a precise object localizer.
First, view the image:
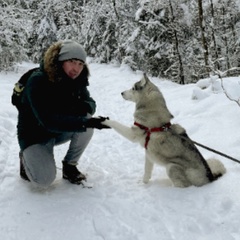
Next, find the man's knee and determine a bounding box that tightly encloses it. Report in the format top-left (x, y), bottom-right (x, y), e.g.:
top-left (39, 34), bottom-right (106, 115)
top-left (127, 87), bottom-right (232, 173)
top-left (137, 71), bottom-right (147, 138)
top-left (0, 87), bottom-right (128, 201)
top-left (23, 157), bottom-right (56, 189)
top-left (23, 144), bottom-right (56, 189)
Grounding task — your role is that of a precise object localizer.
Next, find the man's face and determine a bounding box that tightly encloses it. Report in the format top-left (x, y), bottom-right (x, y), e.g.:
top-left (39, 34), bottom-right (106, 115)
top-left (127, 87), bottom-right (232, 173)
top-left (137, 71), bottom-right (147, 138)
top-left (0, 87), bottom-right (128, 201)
top-left (62, 59), bottom-right (84, 79)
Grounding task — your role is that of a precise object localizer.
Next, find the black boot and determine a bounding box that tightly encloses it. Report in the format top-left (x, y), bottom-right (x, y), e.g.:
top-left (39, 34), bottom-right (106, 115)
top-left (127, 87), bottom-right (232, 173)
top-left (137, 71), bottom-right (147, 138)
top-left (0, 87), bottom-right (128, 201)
top-left (19, 152), bottom-right (30, 181)
top-left (62, 161), bottom-right (86, 185)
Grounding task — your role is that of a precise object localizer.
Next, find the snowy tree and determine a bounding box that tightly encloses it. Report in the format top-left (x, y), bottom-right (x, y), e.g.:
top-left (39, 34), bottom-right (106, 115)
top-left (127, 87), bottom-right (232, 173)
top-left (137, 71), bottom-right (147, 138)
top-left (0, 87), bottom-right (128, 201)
top-left (127, 0), bottom-right (192, 82)
top-left (28, 0), bottom-right (58, 63)
top-left (124, 0), bottom-right (171, 76)
top-left (0, 0), bottom-right (30, 70)
top-left (165, 0), bottom-right (189, 84)
top-left (110, 0), bottom-right (139, 64)
top-left (215, 0), bottom-right (240, 75)
top-left (198, 0), bottom-right (240, 76)
top-left (55, 0), bottom-right (85, 43)
top-left (198, 0), bottom-right (209, 74)
top-left (180, 0), bottom-right (212, 81)
top-left (1, 0), bottom-right (240, 83)
top-left (81, 0), bottom-right (119, 63)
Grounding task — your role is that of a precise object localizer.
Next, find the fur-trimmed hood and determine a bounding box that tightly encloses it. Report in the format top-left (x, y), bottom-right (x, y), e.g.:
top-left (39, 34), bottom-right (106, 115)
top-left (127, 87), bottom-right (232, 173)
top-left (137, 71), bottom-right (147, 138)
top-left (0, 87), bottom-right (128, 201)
top-left (43, 41), bottom-right (90, 85)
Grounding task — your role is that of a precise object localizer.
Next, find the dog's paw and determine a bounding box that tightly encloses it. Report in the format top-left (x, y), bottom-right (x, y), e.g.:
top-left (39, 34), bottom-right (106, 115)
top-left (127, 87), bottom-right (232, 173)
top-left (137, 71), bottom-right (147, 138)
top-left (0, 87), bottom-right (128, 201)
top-left (102, 119), bottom-right (112, 127)
top-left (143, 176), bottom-right (150, 184)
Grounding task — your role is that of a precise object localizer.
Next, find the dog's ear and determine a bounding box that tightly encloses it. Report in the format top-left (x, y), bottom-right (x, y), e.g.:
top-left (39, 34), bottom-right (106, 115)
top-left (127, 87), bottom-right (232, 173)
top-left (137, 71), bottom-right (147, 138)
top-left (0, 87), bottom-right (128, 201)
top-left (140, 72), bottom-right (150, 86)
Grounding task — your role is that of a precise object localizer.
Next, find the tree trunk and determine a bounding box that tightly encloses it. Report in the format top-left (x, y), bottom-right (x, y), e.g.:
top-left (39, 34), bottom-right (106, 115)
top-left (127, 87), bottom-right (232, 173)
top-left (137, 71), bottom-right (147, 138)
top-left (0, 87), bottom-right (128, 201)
top-left (221, 5), bottom-right (231, 71)
top-left (198, 0), bottom-right (209, 75)
top-left (168, 0), bottom-right (185, 84)
top-left (210, 0), bottom-right (220, 70)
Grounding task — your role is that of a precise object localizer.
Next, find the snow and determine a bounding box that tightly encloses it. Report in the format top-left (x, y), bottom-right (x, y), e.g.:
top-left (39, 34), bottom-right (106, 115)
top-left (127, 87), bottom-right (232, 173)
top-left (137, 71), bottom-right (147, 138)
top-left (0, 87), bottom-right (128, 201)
top-left (1, 61), bottom-right (240, 240)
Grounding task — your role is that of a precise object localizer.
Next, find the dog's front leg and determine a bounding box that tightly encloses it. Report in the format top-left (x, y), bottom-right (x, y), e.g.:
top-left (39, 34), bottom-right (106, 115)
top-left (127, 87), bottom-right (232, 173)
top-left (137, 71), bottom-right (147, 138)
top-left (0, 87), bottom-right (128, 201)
top-left (103, 119), bottom-right (138, 142)
top-left (143, 154), bottom-right (153, 183)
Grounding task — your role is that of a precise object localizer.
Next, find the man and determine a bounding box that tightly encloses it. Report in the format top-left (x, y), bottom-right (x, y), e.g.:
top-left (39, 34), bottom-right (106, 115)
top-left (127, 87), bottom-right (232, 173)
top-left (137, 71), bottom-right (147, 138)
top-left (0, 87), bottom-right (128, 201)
top-left (17, 40), bottom-right (109, 189)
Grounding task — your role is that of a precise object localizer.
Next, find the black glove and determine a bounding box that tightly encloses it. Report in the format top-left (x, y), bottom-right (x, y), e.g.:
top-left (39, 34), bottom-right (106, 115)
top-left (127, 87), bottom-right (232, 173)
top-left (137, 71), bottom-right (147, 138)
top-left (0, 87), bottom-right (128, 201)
top-left (85, 117), bottom-right (111, 129)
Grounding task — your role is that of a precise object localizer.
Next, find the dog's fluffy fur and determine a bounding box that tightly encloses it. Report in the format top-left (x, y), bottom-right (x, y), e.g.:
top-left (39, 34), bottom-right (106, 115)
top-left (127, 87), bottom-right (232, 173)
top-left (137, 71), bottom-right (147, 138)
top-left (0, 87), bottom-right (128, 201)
top-left (103, 74), bottom-right (226, 187)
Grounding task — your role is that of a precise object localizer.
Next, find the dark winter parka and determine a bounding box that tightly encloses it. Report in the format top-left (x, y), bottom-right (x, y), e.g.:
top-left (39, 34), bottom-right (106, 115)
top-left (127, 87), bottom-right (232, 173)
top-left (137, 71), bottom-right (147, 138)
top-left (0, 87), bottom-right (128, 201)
top-left (17, 42), bottom-right (96, 151)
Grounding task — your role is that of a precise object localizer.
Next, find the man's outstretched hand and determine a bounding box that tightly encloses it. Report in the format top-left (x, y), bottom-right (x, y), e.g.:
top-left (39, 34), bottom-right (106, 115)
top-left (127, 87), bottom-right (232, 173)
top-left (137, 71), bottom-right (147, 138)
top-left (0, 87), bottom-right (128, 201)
top-left (85, 117), bottom-right (111, 129)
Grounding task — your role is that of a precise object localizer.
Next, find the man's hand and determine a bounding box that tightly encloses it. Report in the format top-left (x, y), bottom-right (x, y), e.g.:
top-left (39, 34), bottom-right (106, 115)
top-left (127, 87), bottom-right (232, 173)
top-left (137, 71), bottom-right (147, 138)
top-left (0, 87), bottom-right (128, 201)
top-left (85, 117), bottom-right (111, 129)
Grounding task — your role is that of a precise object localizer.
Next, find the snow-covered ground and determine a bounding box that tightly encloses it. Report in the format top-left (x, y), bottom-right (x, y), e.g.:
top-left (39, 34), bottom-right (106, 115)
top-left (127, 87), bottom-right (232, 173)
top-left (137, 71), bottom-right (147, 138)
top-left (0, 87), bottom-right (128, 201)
top-left (1, 61), bottom-right (240, 240)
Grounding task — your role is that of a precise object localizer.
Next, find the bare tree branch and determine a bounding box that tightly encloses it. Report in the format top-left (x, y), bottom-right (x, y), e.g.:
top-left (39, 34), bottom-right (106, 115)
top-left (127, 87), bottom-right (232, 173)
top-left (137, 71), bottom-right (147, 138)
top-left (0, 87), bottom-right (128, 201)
top-left (213, 67), bottom-right (240, 107)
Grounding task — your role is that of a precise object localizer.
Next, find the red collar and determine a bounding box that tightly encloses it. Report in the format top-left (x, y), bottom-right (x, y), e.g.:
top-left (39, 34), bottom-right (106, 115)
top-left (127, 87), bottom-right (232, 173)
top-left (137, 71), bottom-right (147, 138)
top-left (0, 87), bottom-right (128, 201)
top-left (134, 122), bottom-right (171, 149)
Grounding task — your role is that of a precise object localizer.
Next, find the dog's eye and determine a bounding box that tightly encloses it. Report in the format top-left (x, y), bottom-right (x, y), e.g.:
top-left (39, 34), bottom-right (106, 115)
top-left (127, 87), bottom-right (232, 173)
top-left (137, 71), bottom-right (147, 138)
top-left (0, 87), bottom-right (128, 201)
top-left (134, 86), bottom-right (143, 91)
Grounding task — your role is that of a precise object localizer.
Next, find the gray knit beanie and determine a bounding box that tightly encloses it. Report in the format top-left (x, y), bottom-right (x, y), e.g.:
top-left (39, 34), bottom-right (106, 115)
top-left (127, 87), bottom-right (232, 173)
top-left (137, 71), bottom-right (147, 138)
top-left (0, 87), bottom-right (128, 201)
top-left (58, 40), bottom-right (87, 63)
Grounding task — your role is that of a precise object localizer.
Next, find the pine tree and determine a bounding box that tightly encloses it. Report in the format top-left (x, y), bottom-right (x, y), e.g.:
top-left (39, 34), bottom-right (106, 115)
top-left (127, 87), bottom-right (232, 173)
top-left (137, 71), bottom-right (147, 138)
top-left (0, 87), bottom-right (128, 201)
top-left (2, 0), bottom-right (240, 83)
top-left (0, 0), bottom-right (29, 70)
top-left (28, 0), bottom-right (57, 63)
top-left (81, 0), bottom-right (119, 63)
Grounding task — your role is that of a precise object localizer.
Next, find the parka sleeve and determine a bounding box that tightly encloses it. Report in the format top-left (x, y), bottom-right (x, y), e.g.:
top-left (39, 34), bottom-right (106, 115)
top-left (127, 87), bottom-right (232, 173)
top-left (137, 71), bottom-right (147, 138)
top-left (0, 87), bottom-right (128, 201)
top-left (80, 87), bottom-right (96, 115)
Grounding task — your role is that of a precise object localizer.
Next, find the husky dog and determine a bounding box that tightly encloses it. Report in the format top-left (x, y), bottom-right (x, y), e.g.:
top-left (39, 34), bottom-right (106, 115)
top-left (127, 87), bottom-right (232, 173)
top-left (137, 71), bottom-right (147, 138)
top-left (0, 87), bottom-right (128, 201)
top-left (103, 74), bottom-right (226, 187)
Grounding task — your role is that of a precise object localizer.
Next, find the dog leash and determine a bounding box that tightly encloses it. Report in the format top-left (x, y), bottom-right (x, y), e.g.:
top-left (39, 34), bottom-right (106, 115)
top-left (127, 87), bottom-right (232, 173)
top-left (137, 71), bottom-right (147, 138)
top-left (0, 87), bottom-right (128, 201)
top-left (171, 130), bottom-right (240, 164)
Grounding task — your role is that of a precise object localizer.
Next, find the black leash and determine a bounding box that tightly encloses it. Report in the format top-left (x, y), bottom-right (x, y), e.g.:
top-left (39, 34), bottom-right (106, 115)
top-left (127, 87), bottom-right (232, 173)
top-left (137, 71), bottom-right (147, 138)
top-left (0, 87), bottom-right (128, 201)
top-left (191, 140), bottom-right (240, 164)
top-left (174, 131), bottom-right (240, 164)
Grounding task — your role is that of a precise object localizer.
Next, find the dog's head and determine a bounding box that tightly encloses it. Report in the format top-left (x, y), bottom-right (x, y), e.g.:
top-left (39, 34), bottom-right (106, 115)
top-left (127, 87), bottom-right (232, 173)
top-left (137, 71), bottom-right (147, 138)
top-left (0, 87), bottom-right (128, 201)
top-left (121, 73), bottom-right (159, 102)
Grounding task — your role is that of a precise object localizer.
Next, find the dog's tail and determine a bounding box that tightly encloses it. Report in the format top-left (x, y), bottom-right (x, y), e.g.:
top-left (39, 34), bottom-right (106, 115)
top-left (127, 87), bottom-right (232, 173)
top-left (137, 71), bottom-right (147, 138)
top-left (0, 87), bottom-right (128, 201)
top-left (207, 158), bottom-right (226, 180)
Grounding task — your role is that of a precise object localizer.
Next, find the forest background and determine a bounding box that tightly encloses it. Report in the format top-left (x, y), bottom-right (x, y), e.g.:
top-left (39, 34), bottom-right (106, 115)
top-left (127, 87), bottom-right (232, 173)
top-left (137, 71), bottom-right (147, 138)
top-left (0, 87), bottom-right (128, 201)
top-left (1, 0), bottom-right (240, 84)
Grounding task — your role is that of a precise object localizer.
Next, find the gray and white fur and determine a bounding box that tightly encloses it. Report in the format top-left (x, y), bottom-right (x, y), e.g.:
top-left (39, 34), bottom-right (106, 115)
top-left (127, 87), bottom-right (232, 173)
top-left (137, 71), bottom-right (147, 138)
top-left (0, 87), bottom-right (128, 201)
top-left (103, 74), bottom-right (226, 188)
